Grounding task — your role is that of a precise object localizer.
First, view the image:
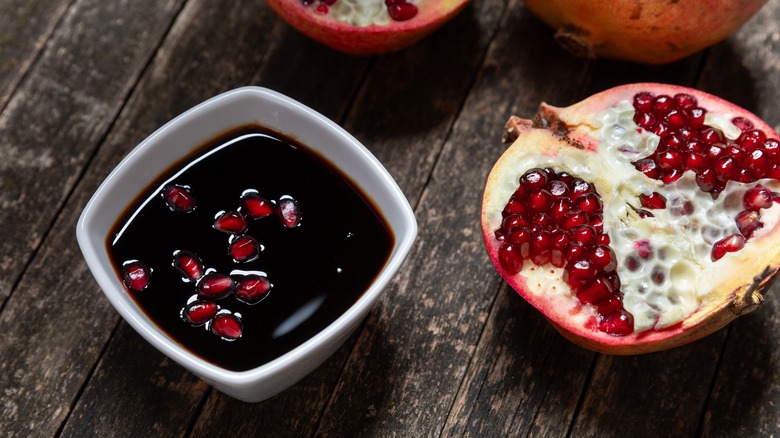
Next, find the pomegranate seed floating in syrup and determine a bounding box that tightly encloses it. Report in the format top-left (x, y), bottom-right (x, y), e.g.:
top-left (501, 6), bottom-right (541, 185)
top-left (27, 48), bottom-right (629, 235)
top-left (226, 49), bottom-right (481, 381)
top-left (108, 125), bottom-right (393, 371)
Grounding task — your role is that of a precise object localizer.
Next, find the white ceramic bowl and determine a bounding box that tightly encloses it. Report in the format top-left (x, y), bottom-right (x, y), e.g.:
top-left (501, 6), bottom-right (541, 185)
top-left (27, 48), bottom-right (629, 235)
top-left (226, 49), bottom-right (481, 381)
top-left (76, 87), bottom-right (417, 402)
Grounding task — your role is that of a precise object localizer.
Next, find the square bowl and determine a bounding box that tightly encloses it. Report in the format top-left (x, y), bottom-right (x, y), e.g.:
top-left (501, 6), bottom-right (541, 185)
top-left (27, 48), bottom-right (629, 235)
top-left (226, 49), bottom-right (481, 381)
top-left (76, 86), bottom-right (417, 402)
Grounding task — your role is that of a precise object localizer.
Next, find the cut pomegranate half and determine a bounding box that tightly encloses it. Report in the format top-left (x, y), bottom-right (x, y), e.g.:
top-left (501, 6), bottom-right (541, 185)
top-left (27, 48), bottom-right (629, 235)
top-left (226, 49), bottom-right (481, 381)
top-left (482, 83), bottom-right (780, 354)
top-left (264, 0), bottom-right (469, 55)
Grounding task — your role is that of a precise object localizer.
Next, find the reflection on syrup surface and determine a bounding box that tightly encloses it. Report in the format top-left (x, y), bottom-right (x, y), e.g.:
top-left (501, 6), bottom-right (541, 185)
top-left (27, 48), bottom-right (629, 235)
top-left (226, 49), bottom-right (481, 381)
top-left (108, 125), bottom-right (394, 371)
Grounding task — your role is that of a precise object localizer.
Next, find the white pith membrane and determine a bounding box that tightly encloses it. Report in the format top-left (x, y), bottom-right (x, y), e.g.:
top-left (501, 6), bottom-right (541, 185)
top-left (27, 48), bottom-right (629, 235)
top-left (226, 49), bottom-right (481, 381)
top-left (313, 0), bottom-right (422, 26)
top-left (492, 100), bottom-right (780, 334)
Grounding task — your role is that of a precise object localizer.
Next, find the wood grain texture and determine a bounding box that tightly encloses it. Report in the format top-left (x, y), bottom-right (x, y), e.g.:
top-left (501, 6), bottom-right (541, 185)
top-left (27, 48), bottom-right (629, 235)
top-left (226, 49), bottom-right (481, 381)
top-left (0, 0), bottom-right (182, 302)
top-left (0, 0), bottom-right (72, 111)
top-left (0, 0), bottom-right (184, 435)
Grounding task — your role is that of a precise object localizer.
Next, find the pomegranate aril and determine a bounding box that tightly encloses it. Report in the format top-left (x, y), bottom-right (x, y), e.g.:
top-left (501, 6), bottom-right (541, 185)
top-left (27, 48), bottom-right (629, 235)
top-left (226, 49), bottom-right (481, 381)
top-left (634, 112), bottom-right (655, 129)
top-left (530, 231), bottom-right (553, 265)
top-left (576, 193), bottom-right (602, 214)
top-left (684, 152), bottom-right (707, 171)
top-left (172, 250), bottom-right (203, 281)
top-left (570, 224), bottom-right (597, 246)
top-left (508, 227), bottom-right (532, 258)
top-left (314, 3), bottom-right (328, 14)
top-left (651, 95), bottom-right (674, 116)
top-left (589, 213), bottom-right (604, 233)
top-left (633, 92), bottom-right (654, 113)
top-left (639, 192), bottom-right (667, 209)
top-left (735, 210), bottom-right (763, 239)
top-left (388, 2), bottom-right (417, 21)
top-left (599, 310), bottom-right (633, 336)
top-left (235, 274), bottom-right (272, 304)
top-left (763, 139), bottom-right (780, 160)
top-left (696, 169), bottom-right (718, 192)
top-left (197, 272), bottom-right (236, 300)
top-left (570, 179), bottom-right (593, 196)
top-left (661, 169), bottom-right (683, 184)
top-left (673, 93), bottom-right (697, 109)
top-left (656, 150), bottom-right (683, 170)
top-left (182, 300), bottom-right (218, 326)
top-left (664, 110), bottom-right (687, 129)
top-left (737, 129), bottom-right (766, 151)
top-left (564, 241), bottom-right (589, 262)
top-left (660, 133), bottom-right (683, 151)
top-left (532, 212), bottom-right (553, 227)
top-left (548, 179), bottom-right (570, 199)
top-left (700, 127), bottom-right (725, 144)
top-left (503, 198), bottom-right (527, 217)
top-left (550, 198), bottom-right (572, 224)
top-left (634, 158), bottom-right (660, 179)
top-left (122, 261), bottom-right (151, 291)
top-left (686, 107), bottom-right (706, 127)
top-left (577, 277), bottom-right (614, 305)
top-left (743, 185), bottom-right (773, 211)
top-left (520, 168), bottom-right (548, 189)
top-left (712, 156), bottom-right (740, 181)
top-left (502, 215), bottom-right (528, 230)
top-left (528, 189), bottom-right (552, 213)
top-left (277, 196), bottom-right (302, 228)
top-left (562, 210), bottom-right (588, 229)
top-left (213, 211), bottom-right (248, 234)
top-left (563, 259), bottom-right (597, 288)
top-left (162, 185), bottom-right (196, 213)
top-left (211, 313), bottom-right (243, 340)
top-left (732, 117), bottom-right (754, 132)
top-left (597, 294), bottom-right (624, 316)
top-left (596, 234), bottom-right (610, 245)
top-left (240, 193), bottom-right (274, 219)
top-left (498, 243), bottom-right (523, 274)
top-left (711, 234), bottom-right (746, 262)
top-left (229, 235), bottom-right (261, 263)
top-left (590, 244), bottom-right (617, 272)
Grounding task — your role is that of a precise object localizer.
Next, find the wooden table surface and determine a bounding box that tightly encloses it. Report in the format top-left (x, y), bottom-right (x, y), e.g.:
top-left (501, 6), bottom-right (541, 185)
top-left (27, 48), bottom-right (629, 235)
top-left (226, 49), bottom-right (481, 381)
top-left (3, 1), bottom-right (780, 436)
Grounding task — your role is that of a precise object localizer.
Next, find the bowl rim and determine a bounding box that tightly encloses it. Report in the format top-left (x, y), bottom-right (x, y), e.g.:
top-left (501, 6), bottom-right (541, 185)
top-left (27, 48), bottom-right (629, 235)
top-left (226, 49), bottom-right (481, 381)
top-left (76, 86), bottom-right (417, 387)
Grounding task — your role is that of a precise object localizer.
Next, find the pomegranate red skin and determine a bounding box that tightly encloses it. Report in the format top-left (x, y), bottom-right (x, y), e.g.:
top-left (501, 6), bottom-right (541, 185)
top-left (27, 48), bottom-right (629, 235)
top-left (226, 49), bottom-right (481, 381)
top-left (523, 0), bottom-right (767, 64)
top-left (265, 0), bottom-right (469, 56)
top-left (483, 83), bottom-right (780, 355)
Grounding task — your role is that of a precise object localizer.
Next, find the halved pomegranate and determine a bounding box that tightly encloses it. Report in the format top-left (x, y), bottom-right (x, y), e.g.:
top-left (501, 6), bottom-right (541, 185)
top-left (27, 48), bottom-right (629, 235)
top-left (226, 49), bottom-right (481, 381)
top-left (523, 0), bottom-right (767, 64)
top-left (481, 83), bottom-right (780, 354)
top-left (265, 0), bottom-right (469, 55)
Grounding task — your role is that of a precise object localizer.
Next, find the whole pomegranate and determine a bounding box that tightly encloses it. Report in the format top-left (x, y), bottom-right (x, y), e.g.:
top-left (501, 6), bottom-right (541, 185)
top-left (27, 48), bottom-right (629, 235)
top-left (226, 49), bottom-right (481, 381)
top-left (481, 83), bottom-right (780, 354)
top-left (523, 0), bottom-right (768, 64)
top-left (265, 0), bottom-right (469, 55)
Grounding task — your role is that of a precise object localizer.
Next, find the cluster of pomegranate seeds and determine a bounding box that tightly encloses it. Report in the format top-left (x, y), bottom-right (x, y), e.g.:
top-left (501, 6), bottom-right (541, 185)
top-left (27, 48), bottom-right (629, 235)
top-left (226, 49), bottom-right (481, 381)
top-left (495, 168), bottom-right (632, 336)
top-left (632, 92), bottom-right (780, 198)
top-left (123, 185), bottom-right (301, 341)
top-left (631, 91), bottom-right (780, 261)
top-left (709, 185), bottom-right (776, 261)
top-left (300, 0), bottom-right (418, 21)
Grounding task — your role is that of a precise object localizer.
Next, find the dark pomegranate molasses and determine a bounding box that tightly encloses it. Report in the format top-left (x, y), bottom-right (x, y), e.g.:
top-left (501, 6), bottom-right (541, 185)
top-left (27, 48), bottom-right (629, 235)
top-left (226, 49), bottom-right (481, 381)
top-left (108, 125), bottom-right (394, 371)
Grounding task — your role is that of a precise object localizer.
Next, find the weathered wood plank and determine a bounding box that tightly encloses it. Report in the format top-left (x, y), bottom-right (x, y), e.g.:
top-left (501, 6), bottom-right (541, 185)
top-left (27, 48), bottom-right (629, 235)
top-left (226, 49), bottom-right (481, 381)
top-left (0, 0), bottom-right (183, 303)
top-left (0, 0), bottom-right (72, 111)
top-left (0, 0), bottom-right (185, 435)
